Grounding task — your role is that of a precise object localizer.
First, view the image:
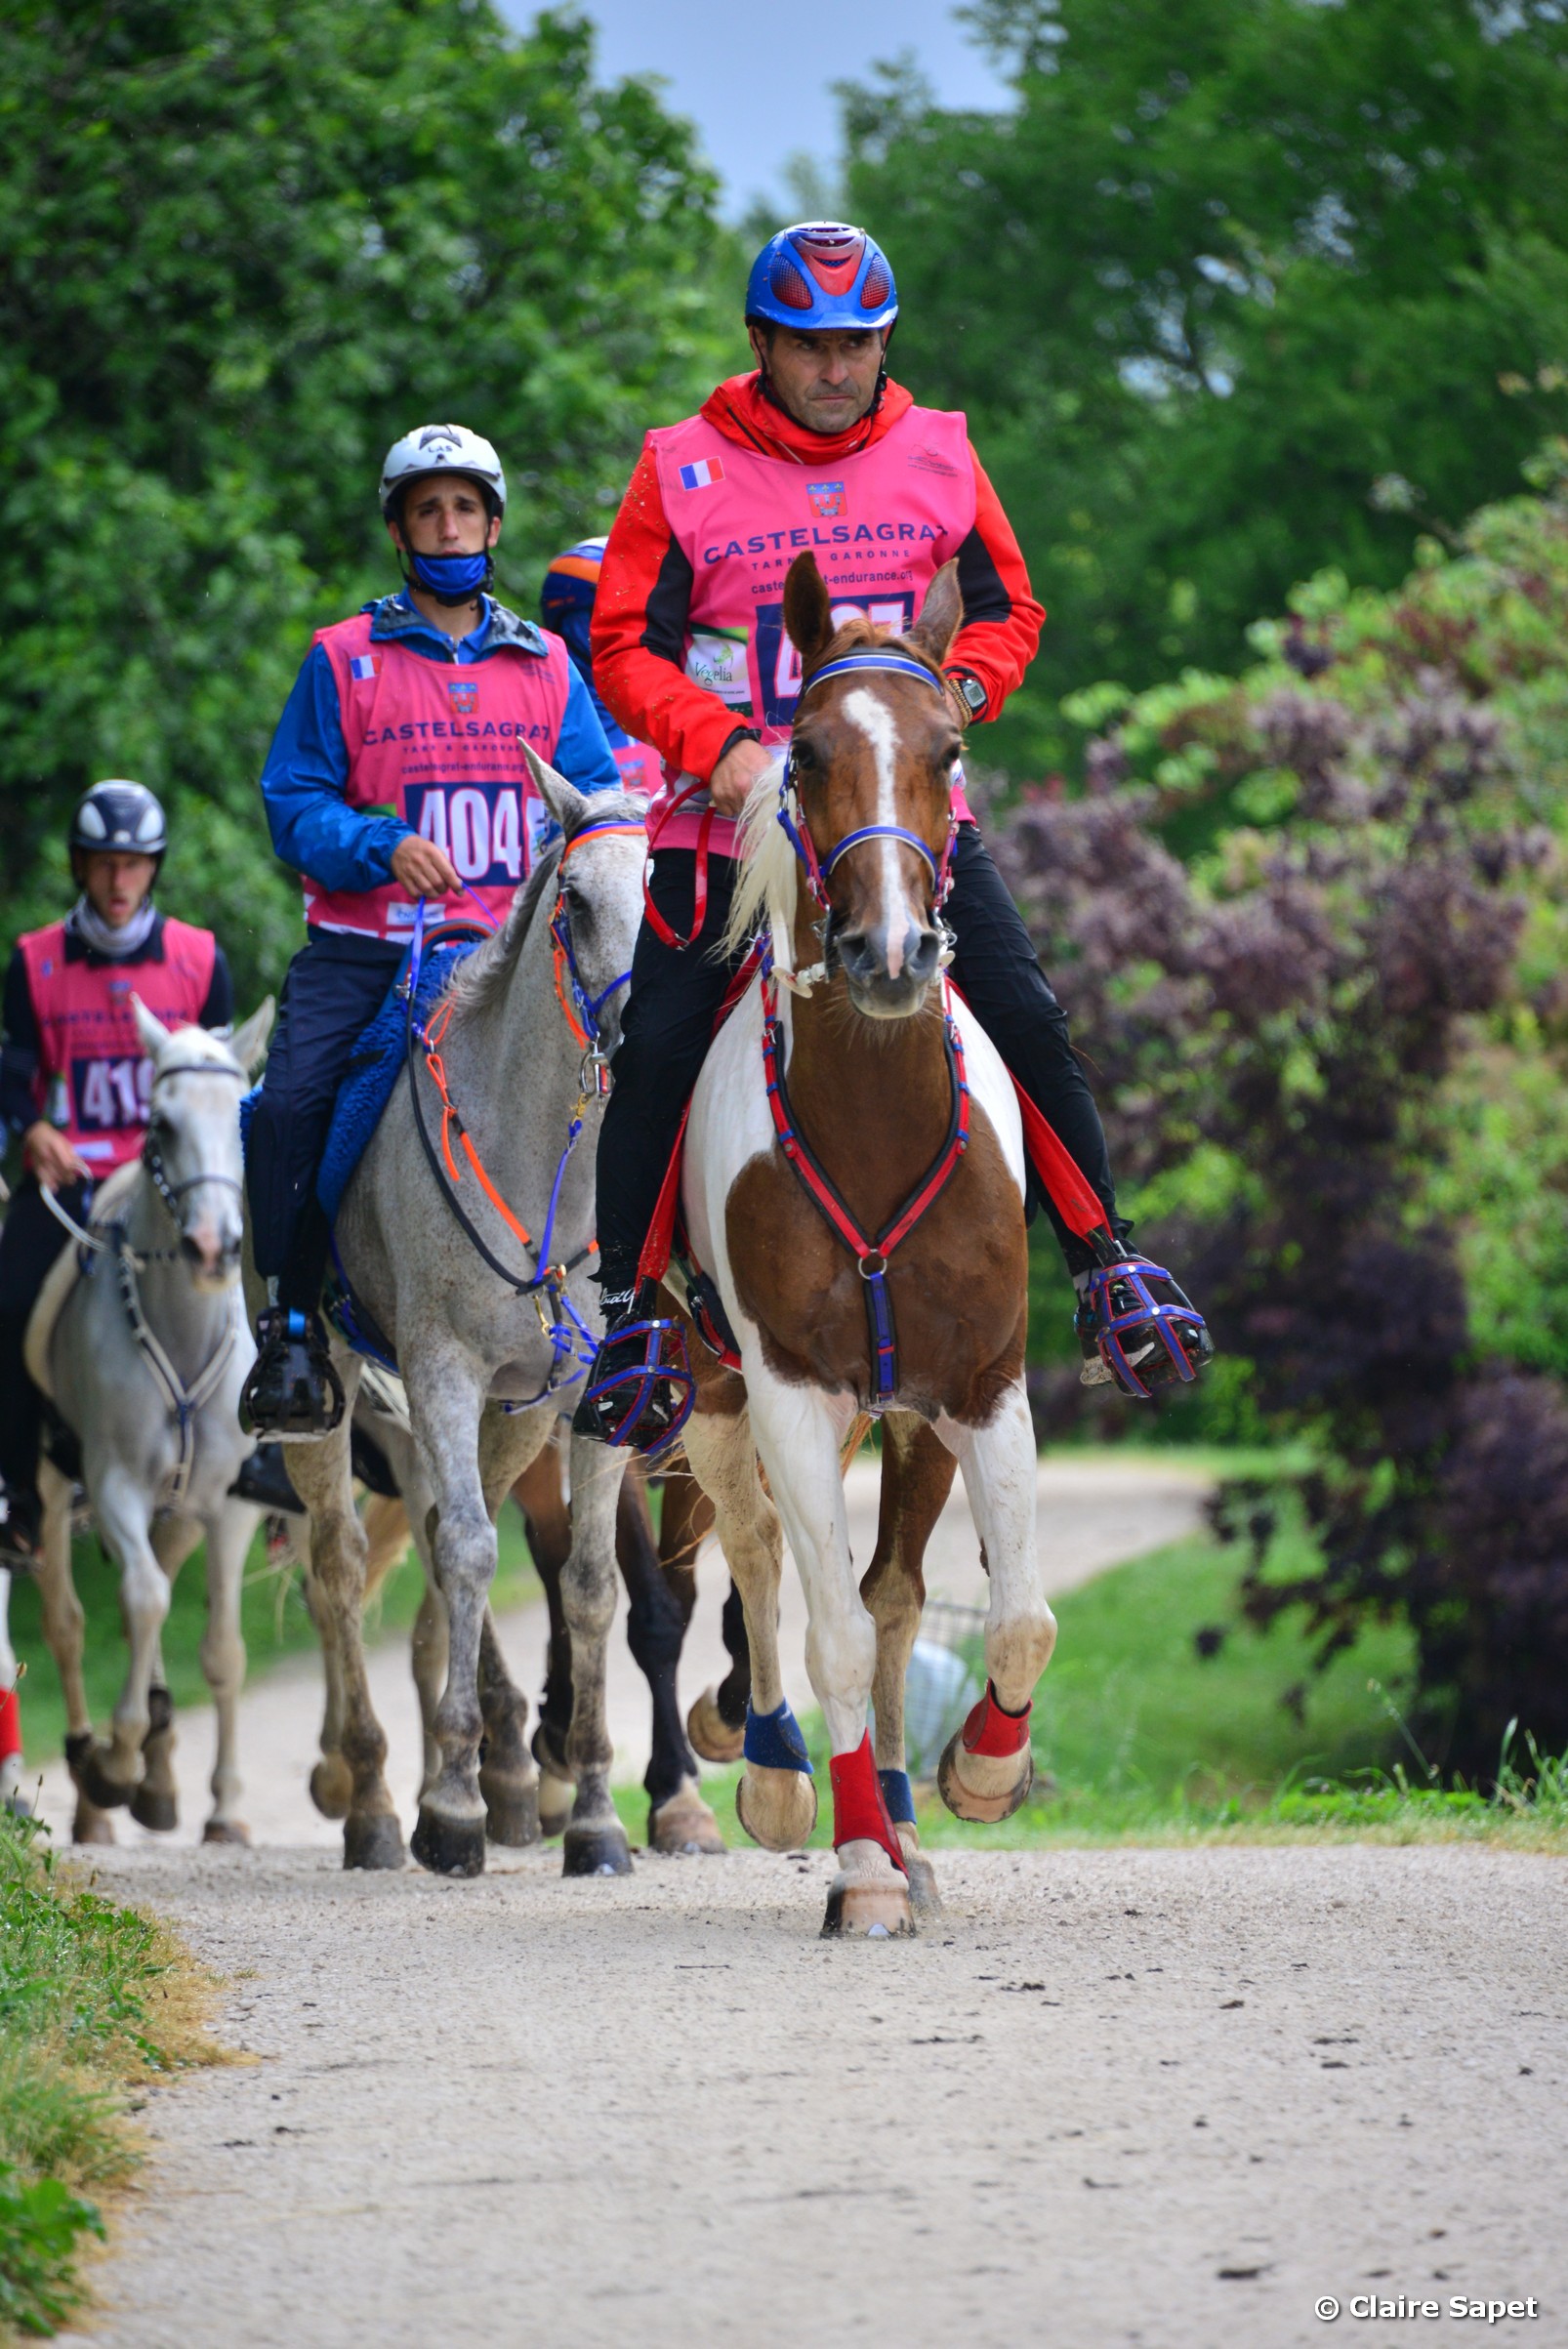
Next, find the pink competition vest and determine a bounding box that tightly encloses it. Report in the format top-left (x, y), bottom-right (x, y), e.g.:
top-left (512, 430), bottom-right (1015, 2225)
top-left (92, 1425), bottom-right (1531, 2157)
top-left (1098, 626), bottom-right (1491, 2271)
top-left (21, 917), bottom-right (217, 1173)
top-left (307, 615), bottom-right (573, 941)
top-left (646, 401), bottom-right (977, 855)
top-left (611, 737), bottom-right (663, 798)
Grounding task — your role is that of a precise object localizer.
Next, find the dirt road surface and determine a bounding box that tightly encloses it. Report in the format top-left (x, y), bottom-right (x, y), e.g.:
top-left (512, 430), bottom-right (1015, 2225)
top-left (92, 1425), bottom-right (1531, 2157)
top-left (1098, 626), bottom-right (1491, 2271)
top-left (58, 1843), bottom-right (1565, 2349)
top-left (28, 1456), bottom-right (1211, 1847)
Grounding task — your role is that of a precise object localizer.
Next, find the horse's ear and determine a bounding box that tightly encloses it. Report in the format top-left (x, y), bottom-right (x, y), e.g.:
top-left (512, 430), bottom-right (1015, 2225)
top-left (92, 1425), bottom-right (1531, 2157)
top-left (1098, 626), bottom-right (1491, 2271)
top-left (783, 551), bottom-right (836, 668)
top-left (131, 995), bottom-right (171, 1059)
top-left (522, 742), bottom-right (589, 841)
top-left (229, 997), bottom-right (274, 1075)
top-left (907, 559), bottom-right (964, 671)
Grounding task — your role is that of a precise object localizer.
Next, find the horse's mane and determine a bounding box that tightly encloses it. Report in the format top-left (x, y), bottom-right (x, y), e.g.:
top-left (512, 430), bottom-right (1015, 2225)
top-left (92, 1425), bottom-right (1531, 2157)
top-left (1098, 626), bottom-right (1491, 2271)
top-left (443, 790), bottom-right (646, 1020)
top-left (721, 614), bottom-right (943, 973)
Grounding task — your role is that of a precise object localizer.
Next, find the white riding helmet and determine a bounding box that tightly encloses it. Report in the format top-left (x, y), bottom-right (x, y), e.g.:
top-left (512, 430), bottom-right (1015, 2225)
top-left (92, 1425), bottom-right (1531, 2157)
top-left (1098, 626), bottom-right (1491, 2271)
top-left (378, 424), bottom-right (507, 519)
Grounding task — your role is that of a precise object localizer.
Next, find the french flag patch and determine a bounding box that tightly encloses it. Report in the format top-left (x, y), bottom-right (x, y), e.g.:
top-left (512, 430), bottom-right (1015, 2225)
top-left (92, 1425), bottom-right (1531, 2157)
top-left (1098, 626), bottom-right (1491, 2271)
top-left (350, 651), bottom-right (382, 682)
top-left (678, 457), bottom-right (724, 492)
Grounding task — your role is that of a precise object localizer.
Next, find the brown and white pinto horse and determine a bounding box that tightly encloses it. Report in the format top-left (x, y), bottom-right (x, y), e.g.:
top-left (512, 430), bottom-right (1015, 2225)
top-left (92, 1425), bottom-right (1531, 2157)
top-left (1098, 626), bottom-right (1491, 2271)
top-left (674, 553), bottom-right (1054, 1937)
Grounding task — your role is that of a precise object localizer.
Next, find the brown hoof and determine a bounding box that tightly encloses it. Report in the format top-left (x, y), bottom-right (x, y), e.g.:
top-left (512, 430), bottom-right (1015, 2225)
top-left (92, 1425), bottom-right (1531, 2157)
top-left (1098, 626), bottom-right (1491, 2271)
top-left (898, 1834), bottom-right (943, 1919)
top-left (130, 1785), bottom-right (179, 1834)
top-left (821, 1874), bottom-right (916, 1938)
top-left (343, 1811), bottom-right (406, 1871)
top-left (536, 1768), bottom-right (574, 1839)
top-left (936, 1731), bottom-right (1034, 1824)
top-left (309, 1756), bottom-right (353, 1821)
top-left (648, 1780), bottom-right (726, 1855)
top-left (686, 1686), bottom-right (745, 1766)
top-left (202, 1818), bottom-right (252, 1846)
top-left (562, 1821), bottom-right (634, 1877)
top-left (735, 1764), bottom-right (817, 1852)
top-left (480, 1772), bottom-right (540, 1848)
top-left (412, 1805), bottom-right (486, 1877)
top-left (75, 1747), bottom-right (134, 1813)
top-left (72, 1801), bottom-right (116, 1846)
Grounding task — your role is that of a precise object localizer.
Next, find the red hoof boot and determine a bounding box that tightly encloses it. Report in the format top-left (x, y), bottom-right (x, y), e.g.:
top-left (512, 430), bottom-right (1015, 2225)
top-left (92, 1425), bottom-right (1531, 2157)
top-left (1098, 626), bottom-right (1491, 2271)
top-left (937, 1684), bottom-right (1034, 1824)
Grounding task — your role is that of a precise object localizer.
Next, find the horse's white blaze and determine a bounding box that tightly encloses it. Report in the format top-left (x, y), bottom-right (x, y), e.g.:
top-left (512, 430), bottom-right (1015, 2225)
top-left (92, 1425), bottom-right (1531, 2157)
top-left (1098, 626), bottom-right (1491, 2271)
top-left (842, 685), bottom-right (916, 977)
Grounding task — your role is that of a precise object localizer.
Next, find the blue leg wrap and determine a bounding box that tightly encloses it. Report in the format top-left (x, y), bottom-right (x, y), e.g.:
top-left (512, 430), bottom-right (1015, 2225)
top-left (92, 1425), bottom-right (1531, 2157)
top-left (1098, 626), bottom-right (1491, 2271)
top-left (877, 1767), bottom-right (916, 1826)
top-left (743, 1699), bottom-right (813, 1775)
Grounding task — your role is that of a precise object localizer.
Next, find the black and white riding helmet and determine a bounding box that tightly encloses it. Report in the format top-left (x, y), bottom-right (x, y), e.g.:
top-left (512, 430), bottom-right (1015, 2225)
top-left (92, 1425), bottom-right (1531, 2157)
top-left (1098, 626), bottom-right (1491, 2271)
top-left (378, 424), bottom-right (507, 520)
top-left (69, 780), bottom-right (168, 862)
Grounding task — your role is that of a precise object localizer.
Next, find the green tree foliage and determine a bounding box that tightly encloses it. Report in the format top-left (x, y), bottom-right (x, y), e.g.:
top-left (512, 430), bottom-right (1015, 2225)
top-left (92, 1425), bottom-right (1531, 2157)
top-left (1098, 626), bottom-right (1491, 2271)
top-left (990, 450), bottom-right (1568, 1772)
top-left (844, 0), bottom-right (1568, 774)
top-left (0, 0), bottom-right (740, 1002)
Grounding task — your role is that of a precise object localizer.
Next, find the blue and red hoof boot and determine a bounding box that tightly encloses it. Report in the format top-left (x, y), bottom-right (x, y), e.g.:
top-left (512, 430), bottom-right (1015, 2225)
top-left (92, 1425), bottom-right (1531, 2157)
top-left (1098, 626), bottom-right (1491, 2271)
top-left (1080, 1254), bottom-right (1213, 1399)
top-left (241, 1307), bottom-right (346, 1441)
top-left (572, 1285), bottom-right (695, 1456)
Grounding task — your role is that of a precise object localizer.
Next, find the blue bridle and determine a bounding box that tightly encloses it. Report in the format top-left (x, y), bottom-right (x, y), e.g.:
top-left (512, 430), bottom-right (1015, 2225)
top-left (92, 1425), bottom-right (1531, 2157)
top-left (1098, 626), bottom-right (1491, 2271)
top-left (779, 650), bottom-right (958, 909)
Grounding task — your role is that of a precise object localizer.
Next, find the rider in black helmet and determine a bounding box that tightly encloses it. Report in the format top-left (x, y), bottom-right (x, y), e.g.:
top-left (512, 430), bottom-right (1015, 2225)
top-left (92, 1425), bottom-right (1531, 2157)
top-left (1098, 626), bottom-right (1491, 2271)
top-left (0, 784), bottom-right (234, 1565)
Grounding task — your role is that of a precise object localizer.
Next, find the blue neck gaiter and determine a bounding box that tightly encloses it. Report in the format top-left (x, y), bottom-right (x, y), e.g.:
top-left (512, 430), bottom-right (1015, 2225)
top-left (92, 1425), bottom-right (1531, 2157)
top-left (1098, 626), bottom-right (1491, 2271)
top-left (408, 549), bottom-right (491, 603)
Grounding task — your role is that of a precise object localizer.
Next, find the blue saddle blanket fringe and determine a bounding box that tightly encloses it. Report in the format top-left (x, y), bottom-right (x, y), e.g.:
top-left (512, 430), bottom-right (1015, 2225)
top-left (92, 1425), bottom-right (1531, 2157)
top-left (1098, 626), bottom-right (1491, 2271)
top-left (239, 940), bottom-right (478, 1220)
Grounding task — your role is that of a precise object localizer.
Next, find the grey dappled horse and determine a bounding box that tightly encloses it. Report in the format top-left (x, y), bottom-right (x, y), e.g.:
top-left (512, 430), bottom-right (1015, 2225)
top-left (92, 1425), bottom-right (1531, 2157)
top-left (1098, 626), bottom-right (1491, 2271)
top-left (29, 1002), bottom-right (274, 1843)
top-left (275, 767), bottom-right (644, 1876)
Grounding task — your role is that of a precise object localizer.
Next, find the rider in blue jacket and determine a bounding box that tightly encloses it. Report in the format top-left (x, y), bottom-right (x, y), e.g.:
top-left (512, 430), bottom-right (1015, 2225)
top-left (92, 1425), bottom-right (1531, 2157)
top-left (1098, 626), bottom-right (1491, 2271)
top-left (242, 426), bottom-right (621, 1438)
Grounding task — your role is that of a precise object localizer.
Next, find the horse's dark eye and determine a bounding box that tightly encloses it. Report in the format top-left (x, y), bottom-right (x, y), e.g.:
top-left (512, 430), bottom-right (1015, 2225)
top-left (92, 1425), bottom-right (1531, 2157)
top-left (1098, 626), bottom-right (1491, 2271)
top-left (792, 740), bottom-right (818, 774)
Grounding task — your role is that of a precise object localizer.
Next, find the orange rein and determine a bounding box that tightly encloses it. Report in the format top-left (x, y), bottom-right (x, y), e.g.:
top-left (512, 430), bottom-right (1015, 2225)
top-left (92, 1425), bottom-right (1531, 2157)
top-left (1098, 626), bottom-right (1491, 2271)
top-left (420, 816), bottom-right (648, 1246)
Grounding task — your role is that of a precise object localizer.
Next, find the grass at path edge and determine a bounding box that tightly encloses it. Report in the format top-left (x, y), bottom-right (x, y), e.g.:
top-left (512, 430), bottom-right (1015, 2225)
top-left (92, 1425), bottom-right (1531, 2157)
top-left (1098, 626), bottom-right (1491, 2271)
top-left (0, 1812), bottom-right (225, 2340)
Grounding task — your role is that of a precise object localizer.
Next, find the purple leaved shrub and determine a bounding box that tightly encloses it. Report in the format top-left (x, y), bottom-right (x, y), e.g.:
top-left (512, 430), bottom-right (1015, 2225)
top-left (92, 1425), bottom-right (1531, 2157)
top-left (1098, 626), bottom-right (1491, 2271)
top-left (991, 657), bottom-right (1563, 1775)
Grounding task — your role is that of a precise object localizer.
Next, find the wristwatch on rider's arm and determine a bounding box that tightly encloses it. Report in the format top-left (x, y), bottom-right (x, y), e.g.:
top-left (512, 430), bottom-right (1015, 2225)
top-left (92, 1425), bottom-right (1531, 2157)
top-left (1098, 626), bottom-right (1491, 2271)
top-left (945, 671), bottom-right (987, 726)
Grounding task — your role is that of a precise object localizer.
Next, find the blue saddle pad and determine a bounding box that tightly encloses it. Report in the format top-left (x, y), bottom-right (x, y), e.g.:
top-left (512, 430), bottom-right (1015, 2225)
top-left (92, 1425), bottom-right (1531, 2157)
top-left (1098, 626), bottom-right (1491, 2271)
top-left (238, 941), bottom-right (478, 1220)
top-left (316, 942), bottom-right (476, 1219)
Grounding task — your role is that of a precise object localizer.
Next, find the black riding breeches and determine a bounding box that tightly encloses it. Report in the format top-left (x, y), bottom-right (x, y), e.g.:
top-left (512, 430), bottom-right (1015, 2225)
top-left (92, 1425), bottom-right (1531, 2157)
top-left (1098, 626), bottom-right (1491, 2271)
top-left (594, 823), bottom-right (1123, 1295)
top-left (245, 929), bottom-right (404, 1305)
top-left (0, 1176), bottom-right (81, 1495)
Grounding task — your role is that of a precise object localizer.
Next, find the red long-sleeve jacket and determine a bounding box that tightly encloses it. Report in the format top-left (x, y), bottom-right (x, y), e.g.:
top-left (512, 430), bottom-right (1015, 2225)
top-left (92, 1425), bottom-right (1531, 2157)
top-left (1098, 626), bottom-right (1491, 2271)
top-left (591, 373), bottom-right (1044, 785)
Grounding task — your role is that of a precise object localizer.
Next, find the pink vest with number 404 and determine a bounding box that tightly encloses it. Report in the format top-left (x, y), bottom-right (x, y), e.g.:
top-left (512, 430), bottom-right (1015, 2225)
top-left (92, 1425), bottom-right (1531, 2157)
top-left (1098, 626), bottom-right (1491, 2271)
top-left (20, 917), bottom-right (217, 1173)
top-left (308, 614), bottom-right (573, 941)
top-left (647, 400), bottom-right (977, 856)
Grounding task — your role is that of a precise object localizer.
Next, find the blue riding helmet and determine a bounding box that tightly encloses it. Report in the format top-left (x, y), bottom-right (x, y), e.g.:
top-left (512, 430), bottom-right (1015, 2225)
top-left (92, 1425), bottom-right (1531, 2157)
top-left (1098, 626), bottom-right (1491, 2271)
top-left (744, 222), bottom-right (898, 333)
top-left (540, 537), bottom-right (607, 680)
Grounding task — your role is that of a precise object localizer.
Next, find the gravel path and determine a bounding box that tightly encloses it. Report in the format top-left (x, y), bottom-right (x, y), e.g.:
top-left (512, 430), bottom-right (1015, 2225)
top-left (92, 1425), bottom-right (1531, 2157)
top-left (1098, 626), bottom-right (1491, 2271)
top-left (27, 1457), bottom-right (1211, 1847)
top-left (58, 1842), bottom-right (1565, 2349)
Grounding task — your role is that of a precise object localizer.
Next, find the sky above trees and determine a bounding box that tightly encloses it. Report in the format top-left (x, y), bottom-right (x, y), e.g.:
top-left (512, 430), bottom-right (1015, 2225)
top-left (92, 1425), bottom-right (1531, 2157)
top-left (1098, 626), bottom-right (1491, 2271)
top-left (495, 0), bottom-right (1011, 215)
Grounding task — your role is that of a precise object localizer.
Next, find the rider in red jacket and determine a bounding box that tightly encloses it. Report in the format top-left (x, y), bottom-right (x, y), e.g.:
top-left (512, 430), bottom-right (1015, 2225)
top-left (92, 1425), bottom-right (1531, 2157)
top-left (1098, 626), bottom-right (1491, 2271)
top-left (576, 223), bottom-right (1209, 1450)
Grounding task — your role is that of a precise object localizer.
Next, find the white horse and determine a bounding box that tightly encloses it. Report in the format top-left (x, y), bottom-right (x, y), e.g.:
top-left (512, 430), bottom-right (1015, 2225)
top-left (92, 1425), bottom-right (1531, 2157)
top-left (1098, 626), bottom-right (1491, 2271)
top-left (28, 1000), bottom-right (273, 1844)
top-left (278, 768), bottom-right (645, 1875)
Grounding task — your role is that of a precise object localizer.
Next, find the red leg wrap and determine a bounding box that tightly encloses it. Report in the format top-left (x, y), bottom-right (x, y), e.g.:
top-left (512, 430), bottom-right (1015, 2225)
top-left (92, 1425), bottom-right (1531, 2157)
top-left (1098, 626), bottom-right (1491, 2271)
top-left (829, 1733), bottom-right (907, 1874)
top-left (0, 1686), bottom-right (20, 1766)
top-left (961, 1683), bottom-right (1032, 1758)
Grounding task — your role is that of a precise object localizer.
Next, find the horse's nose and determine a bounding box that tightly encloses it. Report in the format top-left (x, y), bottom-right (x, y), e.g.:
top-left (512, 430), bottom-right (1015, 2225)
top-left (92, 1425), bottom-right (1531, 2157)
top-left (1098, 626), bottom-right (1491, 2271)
top-left (181, 1220), bottom-right (234, 1279)
top-left (838, 920), bottom-right (942, 1015)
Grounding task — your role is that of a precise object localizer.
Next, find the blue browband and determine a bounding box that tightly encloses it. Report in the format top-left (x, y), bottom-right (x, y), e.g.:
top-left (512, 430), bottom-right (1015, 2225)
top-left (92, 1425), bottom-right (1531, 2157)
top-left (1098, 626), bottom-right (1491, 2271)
top-left (796, 651), bottom-right (948, 702)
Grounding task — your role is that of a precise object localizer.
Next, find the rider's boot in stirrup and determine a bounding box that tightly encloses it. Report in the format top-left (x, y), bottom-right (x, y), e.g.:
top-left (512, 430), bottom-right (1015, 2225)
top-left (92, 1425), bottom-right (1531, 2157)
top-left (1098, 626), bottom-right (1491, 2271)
top-left (228, 1439), bottom-right (304, 1512)
top-left (0, 1473), bottom-right (43, 1574)
top-left (572, 1284), bottom-right (695, 1456)
top-left (240, 1307), bottom-right (346, 1441)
